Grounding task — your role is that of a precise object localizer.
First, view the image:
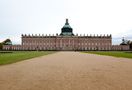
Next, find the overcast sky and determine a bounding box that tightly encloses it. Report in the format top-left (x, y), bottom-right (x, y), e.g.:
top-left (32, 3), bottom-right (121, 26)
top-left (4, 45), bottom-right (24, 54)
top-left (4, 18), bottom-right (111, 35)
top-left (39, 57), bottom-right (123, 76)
top-left (0, 0), bottom-right (132, 45)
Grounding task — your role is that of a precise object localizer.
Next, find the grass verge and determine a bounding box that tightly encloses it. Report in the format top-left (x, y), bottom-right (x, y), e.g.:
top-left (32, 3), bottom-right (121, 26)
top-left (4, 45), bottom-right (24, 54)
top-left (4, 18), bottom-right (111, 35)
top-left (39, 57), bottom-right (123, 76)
top-left (83, 51), bottom-right (132, 59)
top-left (0, 51), bottom-right (55, 65)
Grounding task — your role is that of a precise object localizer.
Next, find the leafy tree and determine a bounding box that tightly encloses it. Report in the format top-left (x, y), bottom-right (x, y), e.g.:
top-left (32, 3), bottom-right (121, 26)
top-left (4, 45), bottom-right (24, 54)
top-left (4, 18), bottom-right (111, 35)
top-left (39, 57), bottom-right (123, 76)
top-left (129, 42), bottom-right (132, 50)
top-left (0, 43), bottom-right (3, 50)
top-left (0, 39), bottom-right (12, 50)
top-left (3, 39), bottom-right (12, 45)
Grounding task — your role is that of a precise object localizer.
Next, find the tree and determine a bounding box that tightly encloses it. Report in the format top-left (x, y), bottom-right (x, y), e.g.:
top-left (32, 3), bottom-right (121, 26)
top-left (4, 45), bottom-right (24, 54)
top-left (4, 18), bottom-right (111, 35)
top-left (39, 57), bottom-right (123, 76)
top-left (0, 43), bottom-right (3, 50)
top-left (0, 39), bottom-right (12, 50)
top-left (129, 42), bottom-right (132, 50)
top-left (3, 39), bottom-right (12, 45)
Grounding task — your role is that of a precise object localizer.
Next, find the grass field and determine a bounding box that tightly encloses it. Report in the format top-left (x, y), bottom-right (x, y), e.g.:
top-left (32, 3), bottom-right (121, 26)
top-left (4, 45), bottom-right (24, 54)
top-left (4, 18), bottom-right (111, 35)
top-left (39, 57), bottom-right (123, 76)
top-left (84, 51), bottom-right (132, 59)
top-left (0, 51), bottom-right (55, 65)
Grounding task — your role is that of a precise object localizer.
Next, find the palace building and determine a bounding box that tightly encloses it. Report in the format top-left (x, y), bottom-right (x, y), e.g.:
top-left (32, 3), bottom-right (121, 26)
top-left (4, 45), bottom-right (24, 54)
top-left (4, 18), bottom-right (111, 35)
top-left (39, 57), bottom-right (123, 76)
top-left (3, 19), bottom-right (129, 51)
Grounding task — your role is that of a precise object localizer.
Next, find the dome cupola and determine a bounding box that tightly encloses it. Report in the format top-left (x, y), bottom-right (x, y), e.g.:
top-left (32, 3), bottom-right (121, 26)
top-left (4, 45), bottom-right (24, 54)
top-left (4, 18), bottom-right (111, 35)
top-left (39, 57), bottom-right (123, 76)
top-left (60, 19), bottom-right (74, 36)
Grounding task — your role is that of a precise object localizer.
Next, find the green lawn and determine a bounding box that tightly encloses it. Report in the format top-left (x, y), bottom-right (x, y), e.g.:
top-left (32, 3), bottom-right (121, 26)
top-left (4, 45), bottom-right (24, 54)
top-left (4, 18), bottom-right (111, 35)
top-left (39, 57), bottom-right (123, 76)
top-left (83, 51), bottom-right (132, 59)
top-left (0, 51), bottom-right (55, 65)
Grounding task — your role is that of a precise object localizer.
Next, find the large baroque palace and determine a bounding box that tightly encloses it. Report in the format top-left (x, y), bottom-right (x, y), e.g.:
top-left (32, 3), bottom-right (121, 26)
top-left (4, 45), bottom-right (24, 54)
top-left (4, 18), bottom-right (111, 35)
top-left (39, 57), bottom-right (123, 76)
top-left (3, 19), bottom-right (129, 51)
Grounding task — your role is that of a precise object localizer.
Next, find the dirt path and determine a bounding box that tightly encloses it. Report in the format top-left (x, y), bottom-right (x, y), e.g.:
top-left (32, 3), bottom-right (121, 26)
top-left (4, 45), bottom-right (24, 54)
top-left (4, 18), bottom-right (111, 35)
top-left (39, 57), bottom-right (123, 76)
top-left (0, 52), bottom-right (132, 90)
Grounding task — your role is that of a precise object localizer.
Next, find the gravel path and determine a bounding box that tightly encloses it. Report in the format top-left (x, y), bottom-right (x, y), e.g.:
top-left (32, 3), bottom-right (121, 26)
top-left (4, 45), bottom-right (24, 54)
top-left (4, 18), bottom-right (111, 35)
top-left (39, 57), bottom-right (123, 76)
top-left (0, 51), bottom-right (132, 90)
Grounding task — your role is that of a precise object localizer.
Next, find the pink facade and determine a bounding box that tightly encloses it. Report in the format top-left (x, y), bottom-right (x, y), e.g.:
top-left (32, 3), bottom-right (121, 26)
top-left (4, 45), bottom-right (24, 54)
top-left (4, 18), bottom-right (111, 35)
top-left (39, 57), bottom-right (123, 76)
top-left (2, 34), bottom-right (130, 51)
top-left (112, 45), bottom-right (130, 51)
top-left (2, 19), bottom-right (130, 51)
top-left (20, 34), bottom-right (112, 51)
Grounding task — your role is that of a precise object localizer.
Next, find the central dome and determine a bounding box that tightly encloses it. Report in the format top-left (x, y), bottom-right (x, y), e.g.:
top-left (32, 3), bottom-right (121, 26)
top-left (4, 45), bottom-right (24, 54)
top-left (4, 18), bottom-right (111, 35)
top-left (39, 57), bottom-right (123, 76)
top-left (60, 19), bottom-right (74, 36)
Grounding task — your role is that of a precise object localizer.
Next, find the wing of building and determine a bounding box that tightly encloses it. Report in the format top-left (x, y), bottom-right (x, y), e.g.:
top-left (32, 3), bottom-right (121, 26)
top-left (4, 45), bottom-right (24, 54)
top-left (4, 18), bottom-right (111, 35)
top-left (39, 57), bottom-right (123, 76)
top-left (3, 19), bottom-right (130, 51)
